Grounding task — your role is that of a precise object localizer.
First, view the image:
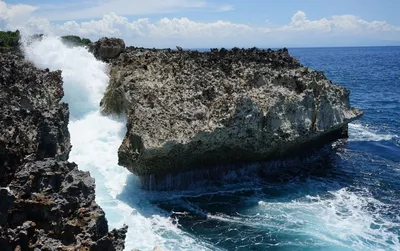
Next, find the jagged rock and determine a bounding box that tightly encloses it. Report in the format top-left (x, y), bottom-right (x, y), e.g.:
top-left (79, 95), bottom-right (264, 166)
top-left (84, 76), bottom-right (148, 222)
top-left (92, 225), bottom-right (128, 251)
top-left (89, 37), bottom-right (125, 61)
top-left (0, 53), bottom-right (127, 250)
top-left (104, 44), bottom-right (362, 185)
top-left (6, 159), bottom-right (114, 250)
top-left (0, 53), bottom-right (70, 186)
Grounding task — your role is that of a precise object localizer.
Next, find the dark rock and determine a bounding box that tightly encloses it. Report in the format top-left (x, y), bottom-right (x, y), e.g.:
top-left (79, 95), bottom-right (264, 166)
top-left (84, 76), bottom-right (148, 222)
top-left (0, 53), bottom-right (70, 186)
top-left (92, 225), bottom-right (128, 251)
top-left (0, 188), bottom-right (14, 226)
top-left (89, 37), bottom-right (125, 61)
top-left (0, 53), bottom-right (127, 249)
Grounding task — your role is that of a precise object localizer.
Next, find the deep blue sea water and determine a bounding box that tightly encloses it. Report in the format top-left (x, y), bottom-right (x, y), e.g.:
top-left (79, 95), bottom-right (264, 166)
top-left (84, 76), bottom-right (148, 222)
top-left (129, 46), bottom-right (400, 250)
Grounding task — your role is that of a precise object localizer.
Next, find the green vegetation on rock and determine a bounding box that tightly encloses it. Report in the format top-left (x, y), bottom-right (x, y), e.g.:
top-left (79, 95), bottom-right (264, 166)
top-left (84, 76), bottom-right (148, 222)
top-left (60, 35), bottom-right (91, 46)
top-left (0, 30), bottom-right (20, 49)
top-left (100, 82), bottom-right (129, 116)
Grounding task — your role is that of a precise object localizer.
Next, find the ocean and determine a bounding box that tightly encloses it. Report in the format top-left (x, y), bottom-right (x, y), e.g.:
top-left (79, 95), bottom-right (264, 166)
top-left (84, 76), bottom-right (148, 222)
top-left (24, 39), bottom-right (400, 250)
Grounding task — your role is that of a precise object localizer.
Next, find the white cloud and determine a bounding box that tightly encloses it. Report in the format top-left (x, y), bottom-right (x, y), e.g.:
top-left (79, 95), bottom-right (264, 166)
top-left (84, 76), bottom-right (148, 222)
top-left (280, 11), bottom-right (332, 32)
top-left (1, 1), bottom-right (400, 47)
top-left (0, 1), bottom-right (37, 29)
top-left (280, 10), bottom-right (400, 34)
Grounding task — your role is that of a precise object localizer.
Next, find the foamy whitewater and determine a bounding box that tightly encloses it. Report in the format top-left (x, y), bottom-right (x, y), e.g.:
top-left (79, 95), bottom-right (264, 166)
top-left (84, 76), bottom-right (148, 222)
top-left (22, 38), bottom-right (400, 250)
top-left (348, 124), bottom-right (398, 144)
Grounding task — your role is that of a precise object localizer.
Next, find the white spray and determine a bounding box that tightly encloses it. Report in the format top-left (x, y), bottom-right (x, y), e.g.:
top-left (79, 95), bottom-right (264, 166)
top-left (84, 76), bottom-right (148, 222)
top-left (348, 123), bottom-right (398, 143)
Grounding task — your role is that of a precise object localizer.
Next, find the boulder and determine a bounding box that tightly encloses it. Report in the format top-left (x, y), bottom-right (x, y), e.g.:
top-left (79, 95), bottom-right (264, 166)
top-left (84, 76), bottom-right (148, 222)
top-left (89, 37), bottom-right (125, 61)
top-left (105, 46), bottom-right (363, 187)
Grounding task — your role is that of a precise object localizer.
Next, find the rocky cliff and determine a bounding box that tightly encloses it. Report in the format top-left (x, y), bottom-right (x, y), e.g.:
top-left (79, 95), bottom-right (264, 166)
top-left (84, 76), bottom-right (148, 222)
top-left (0, 53), bottom-right (127, 250)
top-left (102, 44), bottom-right (363, 187)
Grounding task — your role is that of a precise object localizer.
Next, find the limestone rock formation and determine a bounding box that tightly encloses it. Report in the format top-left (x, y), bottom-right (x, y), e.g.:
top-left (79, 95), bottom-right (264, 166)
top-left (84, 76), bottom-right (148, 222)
top-left (0, 53), bottom-right (127, 250)
top-left (89, 37), bottom-right (125, 61)
top-left (104, 45), bottom-right (363, 185)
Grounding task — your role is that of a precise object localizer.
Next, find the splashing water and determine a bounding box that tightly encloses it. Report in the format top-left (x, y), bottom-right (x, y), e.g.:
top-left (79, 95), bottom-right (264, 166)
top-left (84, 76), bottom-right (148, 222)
top-left (256, 188), bottom-right (400, 250)
top-left (23, 36), bottom-right (213, 251)
top-left (348, 123), bottom-right (398, 144)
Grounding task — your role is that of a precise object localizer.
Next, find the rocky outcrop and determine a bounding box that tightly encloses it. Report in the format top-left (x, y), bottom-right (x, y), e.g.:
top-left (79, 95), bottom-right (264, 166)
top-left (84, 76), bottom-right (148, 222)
top-left (0, 53), bottom-right (127, 250)
top-left (105, 45), bottom-right (363, 186)
top-left (0, 53), bottom-right (69, 186)
top-left (89, 37), bottom-right (125, 61)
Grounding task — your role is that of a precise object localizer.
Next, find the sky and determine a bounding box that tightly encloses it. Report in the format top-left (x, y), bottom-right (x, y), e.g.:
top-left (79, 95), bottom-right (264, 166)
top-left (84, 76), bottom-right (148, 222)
top-left (1, 0), bottom-right (399, 48)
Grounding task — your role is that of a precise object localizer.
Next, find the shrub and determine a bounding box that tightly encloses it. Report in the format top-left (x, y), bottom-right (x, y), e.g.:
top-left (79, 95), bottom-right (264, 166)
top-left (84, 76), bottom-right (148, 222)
top-left (60, 35), bottom-right (92, 46)
top-left (0, 30), bottom-right (20, 48)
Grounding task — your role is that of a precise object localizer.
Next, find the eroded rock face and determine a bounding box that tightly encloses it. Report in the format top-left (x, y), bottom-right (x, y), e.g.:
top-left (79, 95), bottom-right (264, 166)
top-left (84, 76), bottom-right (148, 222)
top-left (108, 46), bottom-right (362, 181)
top-left (89, 37), bottom-right (125, 61)
top-left (0, 53), bottom-right (70, 186)
top-left (0, 53), bottom-right (127, 250)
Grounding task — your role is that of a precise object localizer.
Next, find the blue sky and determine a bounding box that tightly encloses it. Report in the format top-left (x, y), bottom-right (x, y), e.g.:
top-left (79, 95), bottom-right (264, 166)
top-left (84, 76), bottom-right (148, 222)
top-left (148, 0), bottom-right (400, 27)
top-left (4, 0), bottom-right (399, 25)
top-left (1, 0), bottom-right (399, 47)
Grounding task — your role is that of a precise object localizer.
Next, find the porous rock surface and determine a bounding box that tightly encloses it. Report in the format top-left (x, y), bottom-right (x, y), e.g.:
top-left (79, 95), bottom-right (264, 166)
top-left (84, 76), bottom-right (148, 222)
top-left (0, 53), bottom-right (127, 250)
top-left (107, 46), bottom-right (363, 178)
top-left (89, 37), bottom-right (125, 61)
